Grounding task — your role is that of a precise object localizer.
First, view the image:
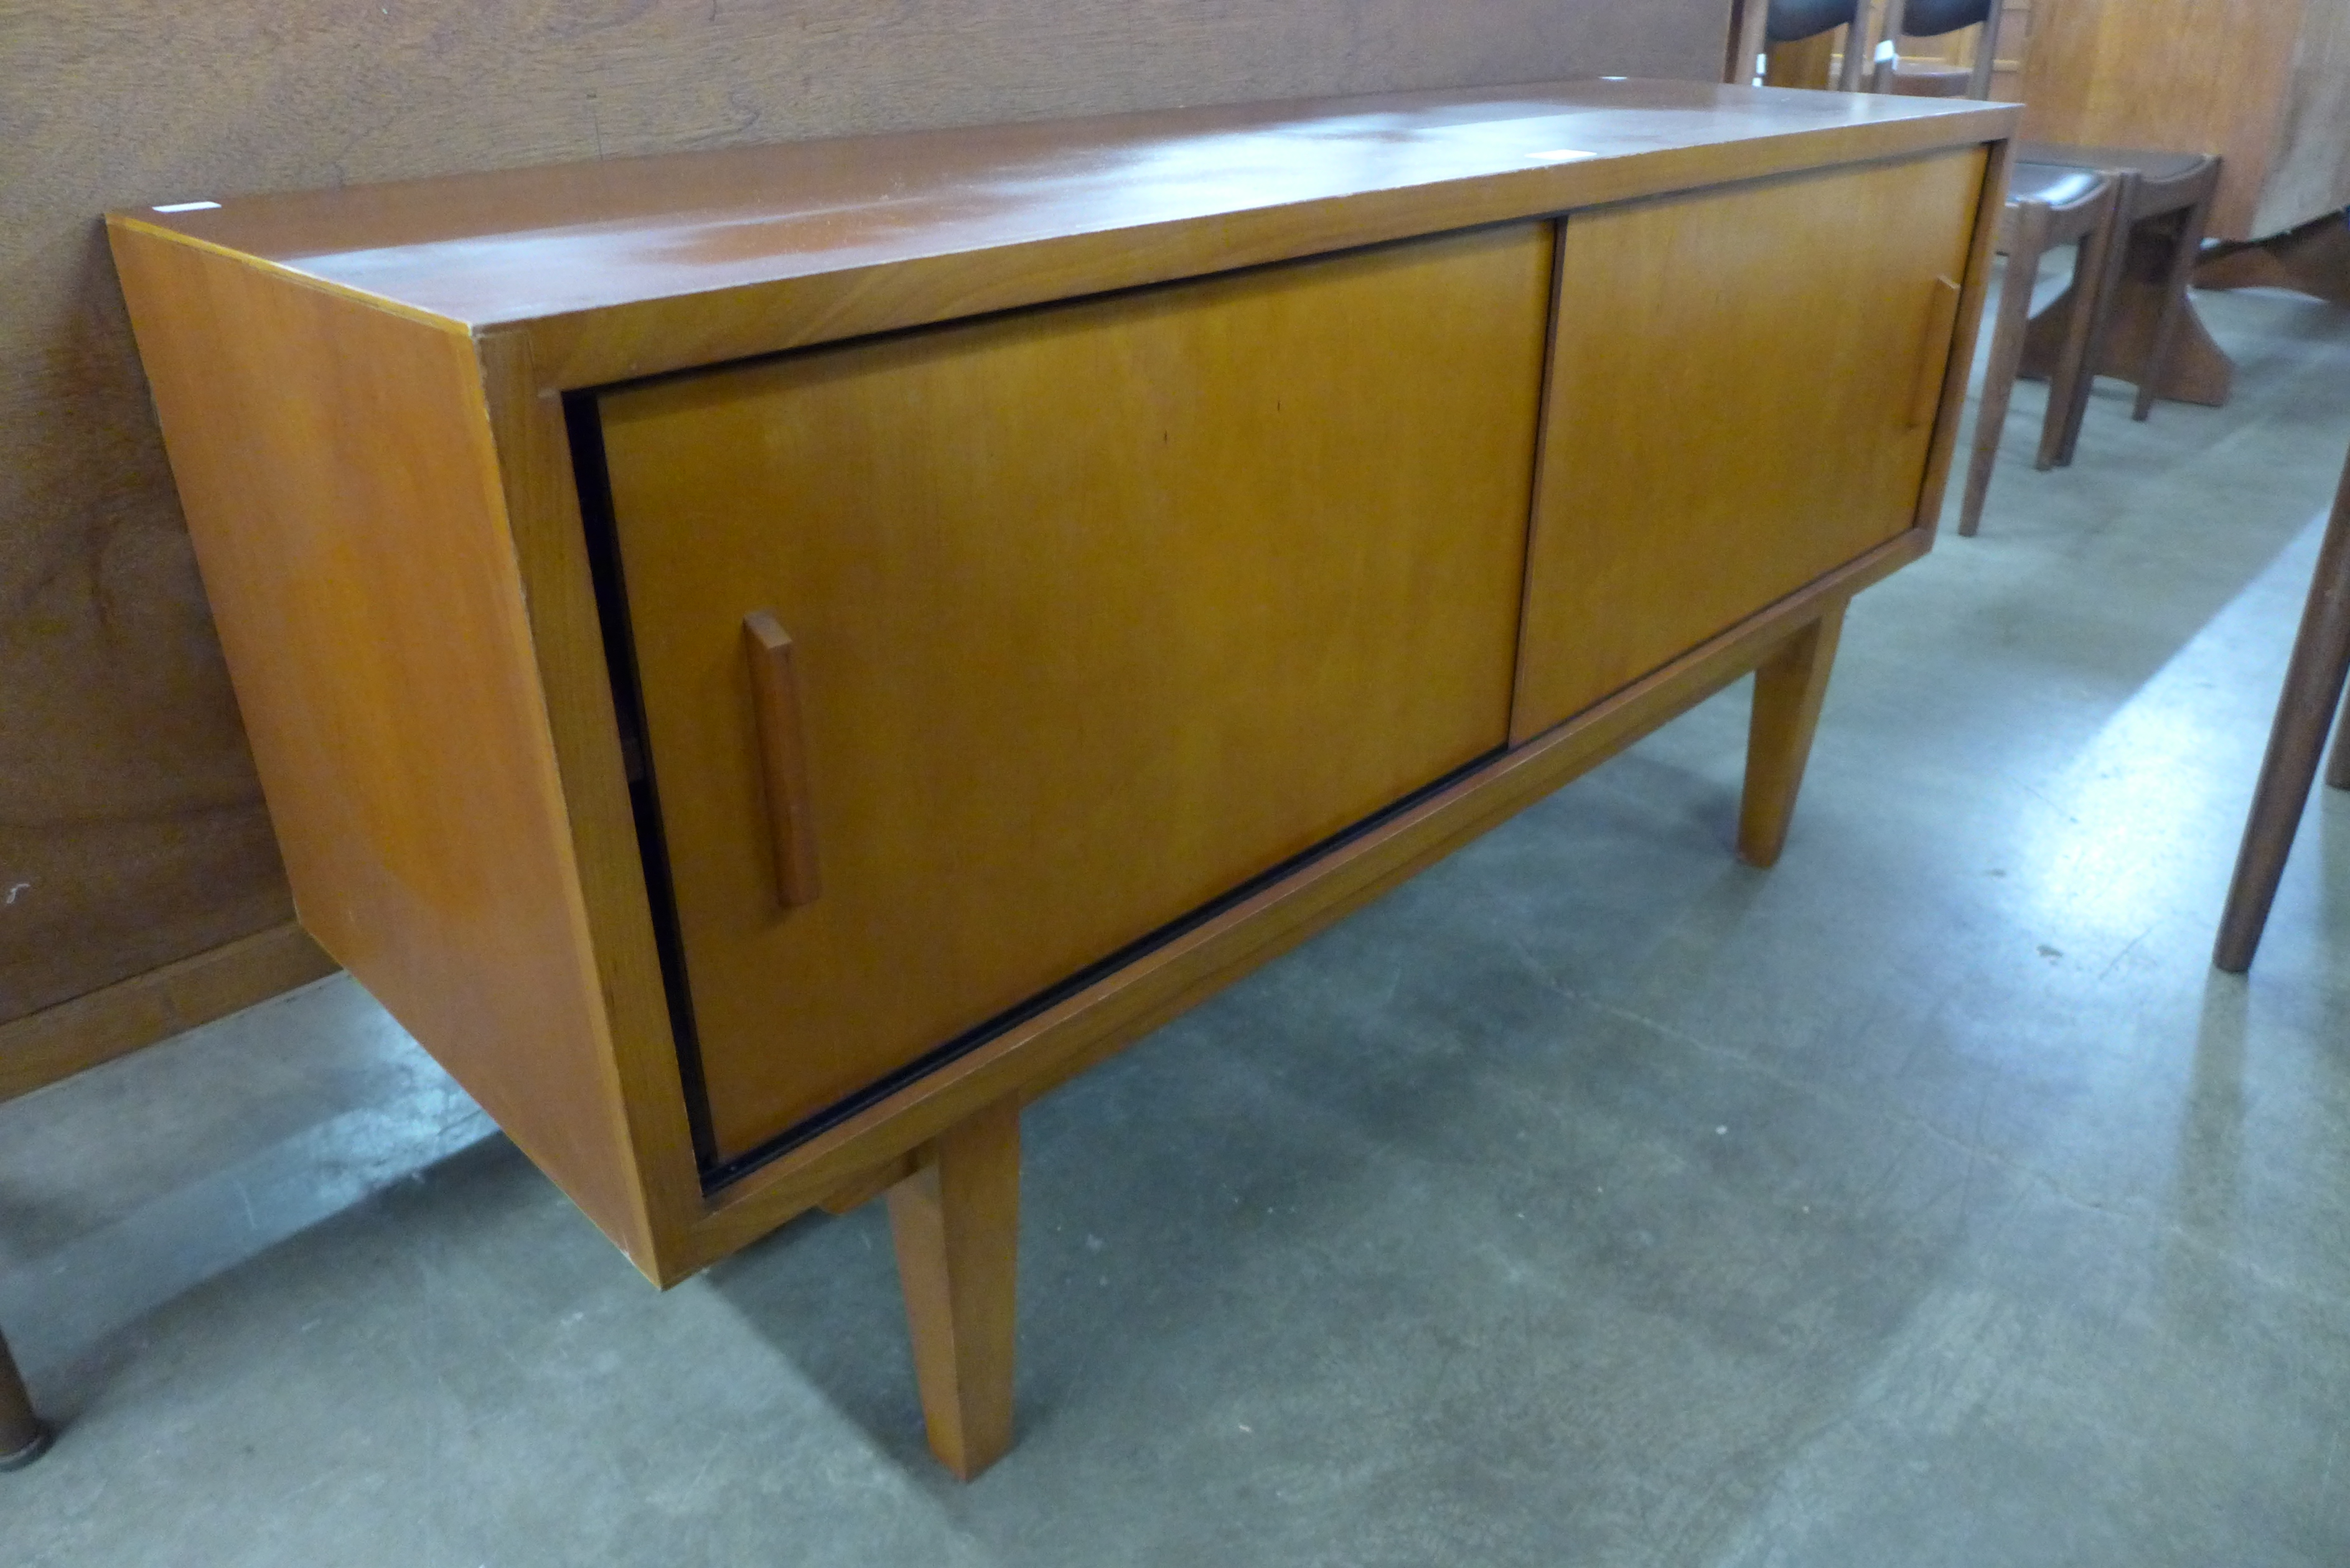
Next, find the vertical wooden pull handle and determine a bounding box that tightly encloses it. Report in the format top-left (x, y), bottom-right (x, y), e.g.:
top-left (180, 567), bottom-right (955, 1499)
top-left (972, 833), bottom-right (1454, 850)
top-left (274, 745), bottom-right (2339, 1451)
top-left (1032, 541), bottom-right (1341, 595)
top-left (743, 610), bottom-right (822, 907)
top-left (1910, 275), bottom-right (1964, 428)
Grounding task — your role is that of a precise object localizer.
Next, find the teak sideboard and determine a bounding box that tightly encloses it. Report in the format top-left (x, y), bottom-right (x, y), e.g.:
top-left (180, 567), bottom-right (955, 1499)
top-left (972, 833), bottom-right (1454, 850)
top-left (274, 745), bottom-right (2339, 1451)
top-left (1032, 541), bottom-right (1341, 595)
top-left (109, 80), bottom-right (2015, 1477)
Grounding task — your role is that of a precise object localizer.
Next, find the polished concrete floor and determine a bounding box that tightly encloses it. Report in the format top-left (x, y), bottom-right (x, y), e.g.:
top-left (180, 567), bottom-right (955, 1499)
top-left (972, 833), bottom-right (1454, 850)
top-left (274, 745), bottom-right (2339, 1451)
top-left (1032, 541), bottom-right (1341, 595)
top-left (6, 275), bottom-right (2349, 1567)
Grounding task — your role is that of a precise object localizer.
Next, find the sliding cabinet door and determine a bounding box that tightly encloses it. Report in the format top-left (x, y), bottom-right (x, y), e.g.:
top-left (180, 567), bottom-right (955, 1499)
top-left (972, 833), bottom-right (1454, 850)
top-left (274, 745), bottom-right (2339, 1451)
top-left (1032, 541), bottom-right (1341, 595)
top-left (1514, 147), bottom-right (1987, 741)
top-left (600, 224), bottom-right (1553, 1160)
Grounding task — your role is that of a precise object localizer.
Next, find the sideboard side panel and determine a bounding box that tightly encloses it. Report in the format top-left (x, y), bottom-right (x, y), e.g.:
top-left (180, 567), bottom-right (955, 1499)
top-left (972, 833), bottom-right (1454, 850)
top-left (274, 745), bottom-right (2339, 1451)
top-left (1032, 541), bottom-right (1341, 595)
top-left (105, 225), bottom-right (659, 1267)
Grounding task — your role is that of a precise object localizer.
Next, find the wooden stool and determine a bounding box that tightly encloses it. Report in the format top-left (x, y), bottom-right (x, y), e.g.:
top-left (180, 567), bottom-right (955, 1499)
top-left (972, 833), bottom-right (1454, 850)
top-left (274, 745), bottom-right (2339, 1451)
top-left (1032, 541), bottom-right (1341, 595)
top-left (2016, 144), bottom-right (2226, 450)
top-left (1958, 162), bottom-right (2122, 537)
top-left (0, 1327), bottom-right (52, 1470)
top-left (2215, 441), bottom-right (2350, 973)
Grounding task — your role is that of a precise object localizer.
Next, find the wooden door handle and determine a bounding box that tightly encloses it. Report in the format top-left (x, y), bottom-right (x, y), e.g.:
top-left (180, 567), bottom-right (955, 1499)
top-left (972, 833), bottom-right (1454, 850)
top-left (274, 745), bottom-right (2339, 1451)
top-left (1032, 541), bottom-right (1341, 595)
top-left (1910, 275), bottom-right (1964, 429)
top-left (743, 610), bottom-right (822, 907)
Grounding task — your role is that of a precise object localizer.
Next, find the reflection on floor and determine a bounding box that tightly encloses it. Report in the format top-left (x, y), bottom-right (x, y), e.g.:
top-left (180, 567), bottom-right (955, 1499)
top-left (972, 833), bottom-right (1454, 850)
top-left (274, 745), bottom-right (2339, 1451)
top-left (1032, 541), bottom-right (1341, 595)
top-left (4, 276), bottom-right (2348, 1567)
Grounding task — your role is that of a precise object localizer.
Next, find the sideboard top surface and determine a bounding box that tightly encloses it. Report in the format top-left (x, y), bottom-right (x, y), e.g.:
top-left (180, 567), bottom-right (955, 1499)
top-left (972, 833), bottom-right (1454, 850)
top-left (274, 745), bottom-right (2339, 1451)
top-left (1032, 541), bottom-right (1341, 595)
top-left (114, 78), bottom-right (2011, 339)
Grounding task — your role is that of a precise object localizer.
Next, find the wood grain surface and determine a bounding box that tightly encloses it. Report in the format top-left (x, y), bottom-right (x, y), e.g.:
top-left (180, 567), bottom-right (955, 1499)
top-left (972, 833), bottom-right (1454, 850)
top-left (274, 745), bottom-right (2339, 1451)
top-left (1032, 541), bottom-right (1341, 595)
top-left (2018, 0), bottom-right (2350, 241)
top-left (1737, 603), bottom-right (1850, 868)
top-left (681, 529), bottom-right (1933, 1274)
top-left (600, 225), bottom-right (1550, 1158)
top-left (119, 81), bottom-right (1997, 337)
top-left (106, 81), bottom-right (2015, 408)
top-left (1510, 146), bottom-right (1984, 742)
top-left (105, 226), bottom-right (665, 1268)
top-left (1, 1), bottom-right (1733, 1039)
top-left (0, 920), bottom-right (334, 1104)
top-left (887, 1096), bottom-right (1023, 1480)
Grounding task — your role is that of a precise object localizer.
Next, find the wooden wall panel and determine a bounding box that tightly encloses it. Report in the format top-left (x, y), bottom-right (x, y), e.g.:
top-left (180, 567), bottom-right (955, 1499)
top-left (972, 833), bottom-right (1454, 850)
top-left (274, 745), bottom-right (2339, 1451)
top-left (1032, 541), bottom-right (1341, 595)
top-left (0, 3), bottom-right (1731, 1039)
top-left (2016, 0), bottom-right (2311, 241)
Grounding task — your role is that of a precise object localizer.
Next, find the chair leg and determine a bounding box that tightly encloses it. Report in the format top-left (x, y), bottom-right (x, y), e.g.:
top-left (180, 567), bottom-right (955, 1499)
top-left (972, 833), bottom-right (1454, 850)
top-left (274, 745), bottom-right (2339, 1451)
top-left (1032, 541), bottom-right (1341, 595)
top-left (0, 1328), bottom-right (52, 1471)
top-left (2328, 679), bottom-right (2350, 792)
top-left (1868, 0), bottom-right (1909, 92)
top-left (2135, 177), bottom-right (2220, 422)
top-left (1962, 225), bottom-right (2044, 536)
top-left (1727, 0), bottom-right (1769, 83)
top-left (2216, 457), bottom-right (2350, 973)
top-left (1838, 2), bottom-right (1878, 91)
top-left (2043, 177), bottom-right (2132, 470)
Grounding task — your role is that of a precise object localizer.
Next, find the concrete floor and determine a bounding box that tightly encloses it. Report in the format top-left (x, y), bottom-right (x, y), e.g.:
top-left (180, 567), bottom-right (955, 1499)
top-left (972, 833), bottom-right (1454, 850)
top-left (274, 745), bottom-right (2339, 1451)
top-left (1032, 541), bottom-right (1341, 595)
top-left (5, 274), bottom-right (2349, 1567)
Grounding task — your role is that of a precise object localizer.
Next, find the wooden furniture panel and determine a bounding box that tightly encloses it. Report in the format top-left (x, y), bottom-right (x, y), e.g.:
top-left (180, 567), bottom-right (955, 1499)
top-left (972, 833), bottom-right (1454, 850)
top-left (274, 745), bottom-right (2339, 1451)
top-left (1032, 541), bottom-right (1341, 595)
top-left (0, 920), bottom-right (335, 1106)
top-left (1512, 147), bottom-right (1985, 742)
top-left (106, 225), bottom-right (669, 1271)
top-left (685, 532), bottom-right (1937, 1262)
top-left (602, 226), bottom-right (1550, 1159)
top-left (2019, 0), bottom-right (2350, 242)
top-left (136, 82), bottom-right (2004, 392)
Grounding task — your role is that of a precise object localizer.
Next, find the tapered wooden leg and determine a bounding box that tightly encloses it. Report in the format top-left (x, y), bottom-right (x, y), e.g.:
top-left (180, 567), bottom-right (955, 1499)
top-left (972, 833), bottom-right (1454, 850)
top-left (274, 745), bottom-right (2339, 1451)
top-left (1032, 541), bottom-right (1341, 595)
top-left (1961, 222), bottom-right (2045, 537)
top-left (2216, 459), bottom-right (2350, 973)
top-left (888, 1096), bottom-right (1020, 1480)
top-left (2328, 682), bottom-right (2350, 793)
top-left (2042, 178), bottom-right (2130, 470)
top-left (0, 1328), bottom-right (51, 1471)
top-left (1738, 601), bottom-right (1847, 869)
top-left (2133, 186), bottom-right (2216, 422)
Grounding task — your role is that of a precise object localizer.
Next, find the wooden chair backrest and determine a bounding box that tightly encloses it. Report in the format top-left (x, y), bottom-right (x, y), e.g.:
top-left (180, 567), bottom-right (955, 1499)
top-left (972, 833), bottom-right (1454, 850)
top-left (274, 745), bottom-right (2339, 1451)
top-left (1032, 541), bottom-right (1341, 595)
top-left (1876, 0), bottom-right (2005, 98)
top-left (1733, 0), bottom-right (1873, 91)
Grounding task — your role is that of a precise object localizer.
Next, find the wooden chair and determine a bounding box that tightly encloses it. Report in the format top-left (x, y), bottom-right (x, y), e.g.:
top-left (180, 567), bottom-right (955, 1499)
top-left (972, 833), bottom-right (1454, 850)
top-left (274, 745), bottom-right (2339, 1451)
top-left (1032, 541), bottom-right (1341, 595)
top-left (2013, 145), bottom-right (2224, 458)
top-left (2215, 442), bottom-right (2350, 973)
top-left (1732, 0), bottom-right (1874, 92)
top-left (1959, 162), bottom-right (2123, 536)
top-left (1733, 1), bottom-right (1999, 100)
top-left (1871, 0), bottom-right (2005, 99)
top-left (1855, 16), bottom-right (2219, 540)
top-left (1, 1327), bottom-right (51, 1470)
